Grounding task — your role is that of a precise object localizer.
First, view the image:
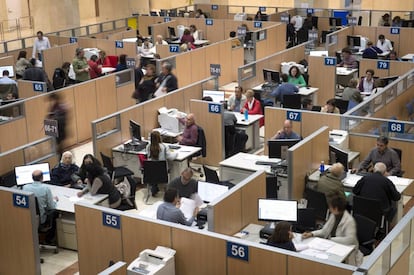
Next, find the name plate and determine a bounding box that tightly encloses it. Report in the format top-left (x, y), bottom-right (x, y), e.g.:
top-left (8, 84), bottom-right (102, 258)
top-left (102, 212), bottom-right (121, 229)
top-left (227, 241), bottom-right (249, 261)
top-left (13, 194), bottom-right (29, 208)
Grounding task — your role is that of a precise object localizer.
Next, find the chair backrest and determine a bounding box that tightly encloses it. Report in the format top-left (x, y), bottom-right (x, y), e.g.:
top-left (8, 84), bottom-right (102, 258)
top-left (353, 195), bottom-right (384, 227)
top-left (304, 188), bottom-right (329, 221)
top-left (335, 98), bottom-right (349, 114)
top-left (354, 213), bottom-right (377, 244)
top-left (282, 94), bottom-right (302, 109)
top-left (143, 160), bottom-right (168, 184)
top-left (196, 126), bottom-right (207, 157)
top-left (100, 152), bottom-right (115, 176)
top-left (203, 165), bottom-right (220, 183)
top-left (296, 208), bottom-right (316, 230)
top-left (224, 125), bottom-right (236, 158)
top-left (107, 55), bottom-right (119, 67)
top-left (391, 147), bottom-right (402, 162)
top-left (0, 83), bottom-right (18, 99)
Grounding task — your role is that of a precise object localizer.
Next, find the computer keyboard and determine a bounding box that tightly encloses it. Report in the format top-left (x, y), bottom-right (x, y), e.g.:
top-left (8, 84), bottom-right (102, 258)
top-left (168, 144), bottom-right (181, 150)
top-left (356, 171), bottom-right (372, 177)
top-left (255, 160), bottom-right (278, 166)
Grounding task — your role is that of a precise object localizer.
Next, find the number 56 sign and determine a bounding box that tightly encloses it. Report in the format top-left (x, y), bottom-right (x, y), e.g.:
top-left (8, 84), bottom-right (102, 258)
top-left (227, 241), bottom-right (249, 261)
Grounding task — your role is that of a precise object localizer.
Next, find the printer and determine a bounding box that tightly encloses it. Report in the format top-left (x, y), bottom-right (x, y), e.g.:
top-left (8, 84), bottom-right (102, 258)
top-left (329, 129), bottom-right (349, 150)
top-left (127, 246), bottom-right (176, 275)
top-left (157, 107), bottom-right (186, 133)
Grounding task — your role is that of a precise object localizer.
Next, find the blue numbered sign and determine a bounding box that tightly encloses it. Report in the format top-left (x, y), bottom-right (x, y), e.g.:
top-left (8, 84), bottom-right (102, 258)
top-left (164, 17), bottom-right (171, 22)
top-left (287, 111), bottom-right (301, 122)
top-left (13, 194), bottom-right (29, 208)
top-left (211, 4), bottom-right (218, 10)
top-left (237, 26), bottom-right (247, 36)
top-left (206, 19), bottom-right (213, 26)
top-left (390, 28), bottom-right (400, 35)
top-left (259, 7), bottom-right (266, 12)
top-left (377, 60), bottom-right (389, 70)
top-left (69, 37), bottom-right (77, 43)
top-left (115, 41), bottom-right (124, 48)
top-left (254, 21), bottom-right (262, 28)
top-left (210, 64), bottom-right (221, 76)
top-left (307, 8), bottom-right (314, 14)
top-left (33, 82), bottom-right (45, 92)
top-left (227, 241), bottom-right (249, 261)
top-left (208, 103), bottom-right (221, 114)
top-left (169, 45), bottom-right (179, 52)
top-left (102, 212), bottom-right (121, 229)
top-left (388, 122), bottom-right (404, 133)
top-left (324, 57), bottom-right (336, 66)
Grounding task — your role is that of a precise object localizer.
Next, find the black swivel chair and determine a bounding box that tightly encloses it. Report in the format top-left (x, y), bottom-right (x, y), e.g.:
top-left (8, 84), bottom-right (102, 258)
top-left (353, 195), bottom-right (389, 238)
top-left (35, 198), bottom-right (58, 263)
top-left (202, 165), bottom-right (234, 188)
top-left (143, 160), bottom-right (169, 204)
top-left (391, 147), bottom-right (404, 177)
top-left (304, 188), bottom-right (329, 221)
top-left (282, 94), bottom-right (302, 109)
top-left (100, 152), bottom-right (132, 179)
top-left (189, 126), bottom-right (207, 176)
top-left (335, 98), bottom-right (349, 114)
top-left (354, 214), bottom-right (377, 256)
top-left (113, 168), bottom-right (138, 211)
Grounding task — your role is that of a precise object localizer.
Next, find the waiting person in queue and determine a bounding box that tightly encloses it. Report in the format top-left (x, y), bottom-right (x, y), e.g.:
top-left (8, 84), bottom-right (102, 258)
top-left (303, 191), bottom-right (362, 265)
top-left (72, 47), bottom-right (90, 82)
top-left (272, 119), bottom-right (300, 139)
top-left (227, 86), bottom-right (246, 112)
top-left (157, 188), bottom-right (199, 226)
top-left (177, 113), bottom-right (198, 146)
top-left (266, 221), bottom-right (296, 251)
top-left (357, 136), bottom-right (401, 176)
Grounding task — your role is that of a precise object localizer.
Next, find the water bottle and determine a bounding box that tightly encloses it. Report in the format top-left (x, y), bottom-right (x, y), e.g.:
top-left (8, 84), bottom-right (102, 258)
top-left (320, 161), bottom-right (325, 173)
top-left (244, 109), bottom-right (249, 120)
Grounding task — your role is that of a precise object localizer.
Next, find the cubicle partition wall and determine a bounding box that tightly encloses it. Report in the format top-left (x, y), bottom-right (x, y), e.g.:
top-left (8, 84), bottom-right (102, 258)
top-left (358, 58), bottom-right (414, 80)
top-left (325, 27), bottom-right (352, 56)
top-left (0, 187), bottom-right (40, 275)
top-left (307, 55), bottom-right (336, 105)
top-left (0, 55), bottom-right (14, 69)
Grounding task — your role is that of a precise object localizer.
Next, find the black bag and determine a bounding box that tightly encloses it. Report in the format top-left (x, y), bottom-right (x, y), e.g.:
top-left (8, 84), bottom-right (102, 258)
top-left (52, 68), bottom-right (66, 89)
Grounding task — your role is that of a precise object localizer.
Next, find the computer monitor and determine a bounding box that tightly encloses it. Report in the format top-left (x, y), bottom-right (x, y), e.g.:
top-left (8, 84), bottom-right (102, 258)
top-left (263, 69), bottom-right (280, 84)
top-left (15, 163), bottom-right (51, 186)
top-left (202, 90), bottom-right (225, 103)
top-left (168, 26), bottom-right (176, 38)
top-left (329, 144), bottom-right (348, 171)
top-left (268, 139), bottom-right (300, 160)
top-left (130, 119), bottom-right (142, 142)
top-left (197, 181), bottom-right (229, 203)
top-left (148, 26), bottom-right (152, 36)
top-left (258, 198), bottom-right (298, 222)
top-left (347, 35), bottom-right (361, 47)
top-left (1, 99), bottom-right (20, 105)
top-left (309, 50), bottom-right (328, 57)
top-left (378, 75), bottom-right (399, 87)
top-left (329, 17), bottom-right (342, 27)
top-left (0, 65), bottom-right (15, 78)
top-left (150, 11), bottom-right (158, 16)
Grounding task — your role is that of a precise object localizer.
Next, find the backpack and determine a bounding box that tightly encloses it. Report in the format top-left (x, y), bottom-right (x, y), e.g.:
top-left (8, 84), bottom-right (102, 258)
top-left (52, 68), bottom-right (66, 89)
top-left (114, 176), bottom-right (133, 207)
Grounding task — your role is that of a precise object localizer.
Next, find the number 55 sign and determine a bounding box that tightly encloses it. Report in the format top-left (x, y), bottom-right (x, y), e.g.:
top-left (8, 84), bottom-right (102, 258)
top-left (227, 241), bottom-right (249, 261)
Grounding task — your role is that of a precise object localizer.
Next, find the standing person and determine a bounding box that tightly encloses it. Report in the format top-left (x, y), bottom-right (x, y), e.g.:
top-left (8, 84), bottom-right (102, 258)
top-left (195, 9), bottom-right (205, 18)
top-left (77, 161), bottom-right (122, 209)
top-left (146, 131), bottom-right (178, 196)
top-left (288, 66), bottom-right (306, 88)
top-left (376, 34), bottom-right (393, 52)
top-left (32, 31), bottom-right (51, 61)
top-left (46, 93), bottom-right (68, 156)
top-left (23, 170), bottom-right (58, 245)
top-left (155, 61), bottom-right (178, 96)
top-left (72, 48), bottom-right (90, 82)
top-left (177, 113), bottom-right (198, 146)
top-left (87, 55), bottom-right (102, 79)
top-left (97, 50), bottom-right (111, 67)
top-left (227, 86), bottom-right (246, 112)
top-left (115, 54), bottom-right (128, 72)
top-left (266, 221), bottom-right (296, 251)
top-left (167, 168), bottom-right (198, 199)
top-left (378, 13), bottom-right (391, 26)
top-left (15, 50), bottom-right (32, 79)
top-left (241, 89), bottom-right (264, 127)
top-left (135, 63), bottom-right (157, 103)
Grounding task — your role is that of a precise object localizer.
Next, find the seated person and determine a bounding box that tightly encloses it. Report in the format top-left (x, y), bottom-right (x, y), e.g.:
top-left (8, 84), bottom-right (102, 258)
top-left (266, 221), bottom-right (296, 251)
top-left (337, 47), bottom-right (358, 69)
top-left (376, 34), bottom-right (393, 52)
top-left (180, 29), bottom-right (195, 44)
top-left (272, 119), bottom-right (300, 139)
top-left (358, 69), bottom-right (376, 94)
top-left (316, 163), bottom-right (345, 197)
top-left (342, 78), bottom-right (362, 101)
top-left (189, 25), bottom-right (199, 40)
top-left (357, 136), bottom-right (401, 176)
top-left (51, 151), bottom-right (82, 188)
top-left (227, 86), bottom-right (246, 112)
top-left (303, 191), bottom-right (363, 266)
top-left (320, 98), bottom-right (340, 114)
top-left (302, 98), bottom-right (313, 111)
top-left (0, 70), bottom-right (17, 85)
top-left (387, 50), bottom-right (402, 61)
top-left (241, 89), bottom-right (264, 127)
top-left (353, 162), bottom-right (401, 223)
top-left (288, 66), bottom-right (306, 88)
top-left (229, 31), bottom-right (241, 48)
top-left (157, 188), bottom-right (199, 226)
top-left (4, 91), bottom-right (18, 101)
top-left (167, 168), bottom-right (198, 199)
top-left (270, 73), bottom-right (299, 104)
top-left (115, 54), bottom-right (128, 72)
top-left (155, 35), bottom-right (168, 45)
top-left (362, 41), bottom-right (383, 59)
top-left (177, 113), bottom-right (198, 146)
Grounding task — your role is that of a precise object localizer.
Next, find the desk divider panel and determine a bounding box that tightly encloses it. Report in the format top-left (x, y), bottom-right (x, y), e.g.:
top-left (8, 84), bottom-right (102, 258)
top-left (301, 112), bottom-right (341, 137)
top-left (0, 149), bottom-right (24, 174)
top-left (164, 88), bottom-right (186, 112)
top-left (175, 49), bottom-right (193, 88)
top-left (17, 80), bottom-right (47, 98)
top-left (61, 43), bottom-right (79, 66)
top-left (287, 256), bottom-right (356, 275)
top-left (115, 41), bottom-right (136, 58)
top-left (326, 27), bottom-right (352, 56)
top-left (308, 55), bottom-right (336, 105)
top-left (75, 203), bottom-right (124, 275)
top-left (370, 85), bottom-right (414, 120)
top-left (115, 82), bottom-right (136, 111)
top-left (189, 99), bottom-right (224, 166)
top-left (96, 74), bottom-right (118, 117)
top-left (0, 188), bottom-right (40, 275)
top-left (189, 47), bottom-right (207, 83)
top-left (240, 171), bottom-right (267, 227)
top-left (359, 59), bottom-right (389, 79)
top-left (0, 117), bottom-right (28, 153)
top-left (398, 28), bottom-right (414, 57)
top-left (74, 81), bottom-right (98, 141)
top-left (24, 94), bottom-right (56, 143)
top-left (138, 16), bottom-right (161, 37)
top-left (0, 55), bottom-right (13, 66)
top-left (388, 247), bottom-right (410, 275)
top-left (42, 45), bottom-right (63, 80)
top-left (142, 96), bottom-right (166, 137)
top-left (77, 37), bottom-right (98, 49)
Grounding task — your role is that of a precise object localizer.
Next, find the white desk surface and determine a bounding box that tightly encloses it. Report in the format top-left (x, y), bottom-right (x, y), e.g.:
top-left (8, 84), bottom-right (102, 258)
top-left (240, 223), bottom-right (354, 263)
top-left (219, 152), bottom-right (281, 174)
top-left (219, 82), bottom-right (238, 92)
top-left (252, 83), bottom-right (318, 96)
top-left (401, 53), bottom-right (414, 60)
top-left (232, 112), bottom-right (263, 126)
top-left (47, 184), bottom-right (108, 213)
top-left (101, 67), bottom-right (116, 74)
top-left (193, 39), bottom-right (210, 46)
top-left (112, 142), bottom-right (201, 162)
top-left (122, 38), bottom-right (138, 43)
top-left (153, 128), bottom-right (182, 138)
top-left (336, 67), bottom-right (358, 76)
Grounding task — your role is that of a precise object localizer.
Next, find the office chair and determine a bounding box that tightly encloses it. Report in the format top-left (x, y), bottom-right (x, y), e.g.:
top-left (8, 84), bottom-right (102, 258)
top-left (224, 125), bottom-right (236, 158)
top-left (357, 16), bottom-right (362, 26)
top-left (114, 168), bottom-right (138, 211)
top-left (35, 198), bottom-right (58, 263)
top-left (100, 152), bottom-right (132, 180)
top-left (202, 165), bottom-right (234, 188)
top-left (304, 187), bottom-right (329, 221)
top-left (391, 147), bottom-right (404, 177)
top-left (354, 214), bottom-right (377, 256)
top-left (143, 160), bottom-right (168, 204)
top-left (189, 126), bottom-right (207, 176)
top-left (334, 98), bottom-right (349, 114)
top-left (352, 195), bottom-right (389, 238)
top-left (282, 94), bottom-right (302, 109)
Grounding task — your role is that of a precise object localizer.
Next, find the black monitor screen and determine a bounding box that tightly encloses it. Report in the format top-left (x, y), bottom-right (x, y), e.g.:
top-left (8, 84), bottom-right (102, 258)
top-left (150, 11), bottom-right (158, 16)
top-left (379, 75), bottom-right (399, 87)
top-left (263, 69), bottom-right (280, 84)
top-left (329, 144), bottom-right (348, 171)
top-left (347, 35), bottom-right (361, 47)
top-left (258, 198), bottom-right (298, 222)
top-left (130, 120), bottom-right (142, 141)
top-left (329, 17), bottom-right (342, 27)
top-left (168, 26), bottom-right (176, 37)
top-left (268, 139), bottom-right (300, 159)
top-left (148, 26), bottom-right (152, 36)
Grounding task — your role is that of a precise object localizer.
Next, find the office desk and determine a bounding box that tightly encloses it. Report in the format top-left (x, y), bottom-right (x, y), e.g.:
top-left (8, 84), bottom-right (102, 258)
top-left (101, 67), bottom-right (116, 75)
top-left (112, 143), bottom-right (201, 180)
top-left (219, 82), bottom-right (238, 98)
top-left (252, 84), bottom-right (319, 104)
top-left (240, 223), bottom-right (354, 263)
top-left (233, 112), bottom-right (263, 151)
top-left (336, 67), bottom-right (358, 88)
top-left (193, 39), bottom-right (210, 47)
top-left (401, 53), bottom-right (414, 61)
top-left (307, 171), bottom-right (413, 221)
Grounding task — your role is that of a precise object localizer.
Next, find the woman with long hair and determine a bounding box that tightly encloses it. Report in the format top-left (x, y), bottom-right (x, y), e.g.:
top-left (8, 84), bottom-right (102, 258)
top-left (136, 64), bottom-right (157, 102)
top-left (267, 221), bottom-right (296, 251)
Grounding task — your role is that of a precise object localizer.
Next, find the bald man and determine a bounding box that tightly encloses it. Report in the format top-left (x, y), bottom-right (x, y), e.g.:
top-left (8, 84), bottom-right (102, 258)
top-left (316, 163), bottom-right (346, 197)
top-left (272, 119), bottom-right (301, 139)
top-left (177, 113), bottom-right (198, 145)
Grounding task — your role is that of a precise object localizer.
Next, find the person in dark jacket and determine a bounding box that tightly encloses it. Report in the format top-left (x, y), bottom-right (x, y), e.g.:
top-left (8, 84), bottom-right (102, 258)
top-left (51, 151), bottom-right (81, 188)
top-left (46, 93), bottom-right (68, 156)
top-left (266, 221), bottom-right (296, 251)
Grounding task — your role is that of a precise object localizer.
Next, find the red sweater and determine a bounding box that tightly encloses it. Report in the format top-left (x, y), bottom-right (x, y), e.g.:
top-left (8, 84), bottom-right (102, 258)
top-left (243, 99), bottom-right (264, 126)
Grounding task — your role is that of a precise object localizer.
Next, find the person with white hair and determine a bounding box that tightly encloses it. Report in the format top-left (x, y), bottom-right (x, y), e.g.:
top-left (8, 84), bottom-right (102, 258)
top-left (316, 162), bottom-right (346, 197)
top-left (51, 151), bottom-right (82, 188)
top-left (155, 35), bottom-right (168, 45)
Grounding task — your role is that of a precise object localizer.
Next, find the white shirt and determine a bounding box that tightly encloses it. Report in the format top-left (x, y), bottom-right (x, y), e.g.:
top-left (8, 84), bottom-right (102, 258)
top-left (32, 36), bottom-right (51, 58)
top-left (376, 39), bottom-right (393, 52)
top-left (0, 76), bottom-right (17, 85)
top-left (291, 15), bottom-right (303, 31)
